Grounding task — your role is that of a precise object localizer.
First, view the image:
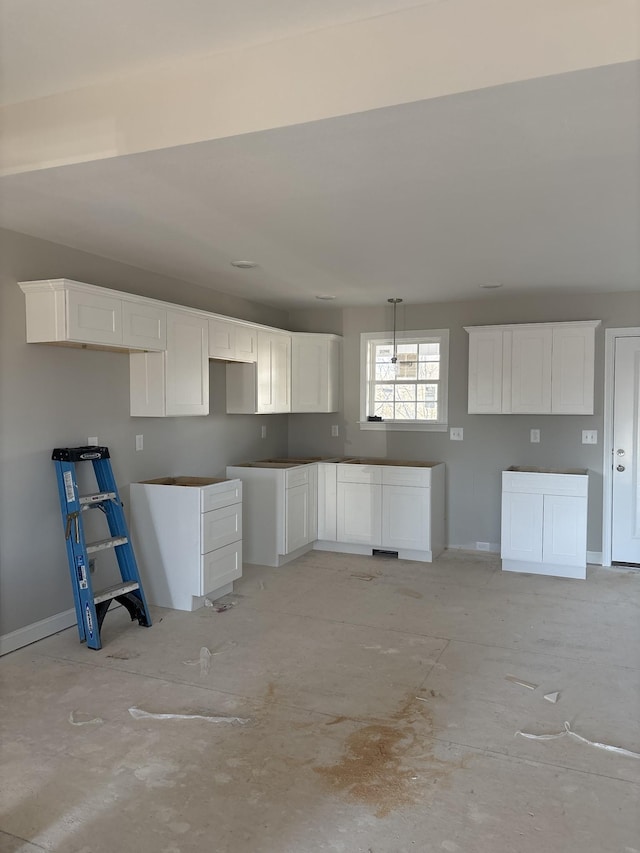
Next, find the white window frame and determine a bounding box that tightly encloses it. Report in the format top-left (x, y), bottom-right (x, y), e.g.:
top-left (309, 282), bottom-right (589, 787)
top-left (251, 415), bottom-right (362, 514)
top-left (359, 329), bottom-right (449, 431)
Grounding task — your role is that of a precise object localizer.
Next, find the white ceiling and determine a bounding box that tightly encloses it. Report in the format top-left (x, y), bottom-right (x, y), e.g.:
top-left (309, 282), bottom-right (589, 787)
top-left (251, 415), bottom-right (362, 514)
top-left (1, 61), bottom-right (638, 309)
top-left (1, 2), bottom-right (638, 309)
top-left (0, 0), bottom-right (433, 105)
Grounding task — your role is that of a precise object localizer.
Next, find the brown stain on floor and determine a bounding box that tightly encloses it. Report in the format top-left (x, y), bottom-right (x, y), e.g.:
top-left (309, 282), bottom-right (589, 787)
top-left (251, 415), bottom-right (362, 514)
top-left (314, 693), bottom-right (463, 817)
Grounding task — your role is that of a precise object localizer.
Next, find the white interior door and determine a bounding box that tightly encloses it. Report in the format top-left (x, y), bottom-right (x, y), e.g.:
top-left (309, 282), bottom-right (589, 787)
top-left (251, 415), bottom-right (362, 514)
top-left (612, 336), bottom-right (640, 564)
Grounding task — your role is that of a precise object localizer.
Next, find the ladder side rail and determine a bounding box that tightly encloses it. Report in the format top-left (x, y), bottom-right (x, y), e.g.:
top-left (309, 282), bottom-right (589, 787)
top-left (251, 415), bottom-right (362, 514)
top-left (53, 461), bottom-right (86, 642)
top-left (92, 458), bottom-right (153, 625)
top-left (53, 459), bottom-right (103, 646)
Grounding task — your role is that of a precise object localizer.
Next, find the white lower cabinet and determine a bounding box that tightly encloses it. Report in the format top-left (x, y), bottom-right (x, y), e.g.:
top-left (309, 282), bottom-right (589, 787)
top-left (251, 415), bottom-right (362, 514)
top-left (326, 461), bottom-right (445, 562)
top-left (130, 476), bottom-right (243, 611)
top-left (226, 463), bottom-right (317, 566)
top-left (285, 468), bottom-right (318, 553)
top-left (501, 468), bottom-right (588, 579)
top-left (130, 309), bottom-right (209, 416)
top-left (382, 485), bottom-right (431, 552)
top-left (336, 481), bottom-right (382, 545)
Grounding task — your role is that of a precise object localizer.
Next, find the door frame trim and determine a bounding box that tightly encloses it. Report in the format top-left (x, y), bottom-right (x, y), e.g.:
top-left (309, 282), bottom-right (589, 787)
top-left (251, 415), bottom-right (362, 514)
top-left (602, 327), bottom-right (640, 566)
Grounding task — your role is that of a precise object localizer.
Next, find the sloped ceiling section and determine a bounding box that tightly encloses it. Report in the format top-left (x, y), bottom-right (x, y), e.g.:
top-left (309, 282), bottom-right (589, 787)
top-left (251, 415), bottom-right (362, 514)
top-left (0, 1), bottom-right (638, 307)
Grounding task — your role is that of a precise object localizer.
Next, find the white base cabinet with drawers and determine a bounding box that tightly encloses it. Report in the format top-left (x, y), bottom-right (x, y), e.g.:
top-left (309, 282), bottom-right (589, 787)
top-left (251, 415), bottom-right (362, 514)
top-left (130, 476), bottom-right (242, 611)
top-left (501, 468), bottom-right (588, 579)
top-left (226, 464), bottom-right (318, 567)
top-left (317, 461), bottom-right (445, 562)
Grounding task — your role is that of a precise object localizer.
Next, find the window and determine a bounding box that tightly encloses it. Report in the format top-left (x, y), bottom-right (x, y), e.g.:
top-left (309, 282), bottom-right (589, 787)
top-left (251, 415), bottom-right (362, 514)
top-left (360, 329), bottom-right (449, 431)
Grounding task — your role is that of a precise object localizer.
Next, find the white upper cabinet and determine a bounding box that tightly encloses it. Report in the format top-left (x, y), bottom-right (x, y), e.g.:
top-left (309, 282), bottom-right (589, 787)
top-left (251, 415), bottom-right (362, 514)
top-left (551, 324), bottom-right (597, 415)
top-left (227, 330), bottom-right (292, 414)
top-left (466, 321), bottom-right (600, 415)
top-left (208, 317), bottom-right (257, 363)
top-left (467, 327), bottom-right (503, 414)
top-left (19, 279), bottom-right (166, 350)
top-left (130, 309), bottom-right (209, 416)
top-left (257, 330), bottom-right (291, 413)
top-left (510, 325), bottom-right (553, 414)
top-left (122, 299), bottom-right (166, 350)
top-left (291, 333), bottom-right (341, 413)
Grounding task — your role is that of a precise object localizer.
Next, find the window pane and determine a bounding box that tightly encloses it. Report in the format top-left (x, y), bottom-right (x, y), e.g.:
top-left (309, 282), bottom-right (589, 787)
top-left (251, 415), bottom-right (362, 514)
top-left (374, 384), bottom-right (394, 401)
top-left (375, 361), bottom-right (396, 381)
top-left (396, 355), bottom-right (417, 379)
top-left (419, 342), bottom-right (439, 360)
top-left (375, 343), bottom-right (394, 360)
top-left (394, 402), bottom-right (416, 420)
top-left (418, 361), bottom-right (440, 380)
top-left (416, 403), bottom-right (438, 420)
top-left (394, 384), bottom-right (416, 402)
top-left (374, 402), bottom-right (394, 419)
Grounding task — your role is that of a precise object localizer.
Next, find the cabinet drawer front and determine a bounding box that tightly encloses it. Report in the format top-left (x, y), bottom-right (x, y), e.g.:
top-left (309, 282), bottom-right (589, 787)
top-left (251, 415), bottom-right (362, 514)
top-left (201, 504), bottom-right (242, 553)
top-left (201, 542), bottom-right (242, 596)
top-left (201, 480), bottom-right (242, 512)
top-left (337, 465), bottom-right (382, 485)
top-left (502, 471), bottom-right (588, 497)
top-left (382, 467), bottom-right (431, 487)
top-left (286, 467), bottom-right (310, 488)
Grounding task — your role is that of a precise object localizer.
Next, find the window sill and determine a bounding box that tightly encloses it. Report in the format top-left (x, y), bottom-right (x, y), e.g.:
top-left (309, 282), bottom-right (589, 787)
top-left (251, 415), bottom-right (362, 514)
top-left (358, 421), bottom-right (448, 432)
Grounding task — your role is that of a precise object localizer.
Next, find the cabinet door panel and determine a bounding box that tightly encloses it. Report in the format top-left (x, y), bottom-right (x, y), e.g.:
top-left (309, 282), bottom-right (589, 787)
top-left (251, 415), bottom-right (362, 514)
top-left (257, 332), bottom-right (291, 413)
top-left (165, 311), bottom-right (209, 416)
top-left (382, 485), bottom-right (430, 551)
top-left (551, 326), bottom-right (595, 414)
top-left (285, 483), bottom-right (310, 553)
top-left (542, 495), bottom-right (587, 566)
top-left (67, 289), bottom-right (122, 345)
top-left (122, 301), bottom-right (166, 350)
top-left (317, 463), bottom-right (337, 541)
top-left (467, 329), bottom-right (503, 413)
top-left (511, 327), bottom-right (552, 413)
top-left (501, 492), bottom-right (543, 561)
top-left (336, 482), bottom-right (382, 545)
top-left (235, 326), bottom-right (258, 363)
top-left (208, 318), bottom-right (235, 360)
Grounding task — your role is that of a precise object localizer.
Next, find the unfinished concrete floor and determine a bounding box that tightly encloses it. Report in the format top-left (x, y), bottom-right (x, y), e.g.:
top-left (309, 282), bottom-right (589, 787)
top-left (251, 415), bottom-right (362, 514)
top-left (1, 550), bottom-right (639, 853)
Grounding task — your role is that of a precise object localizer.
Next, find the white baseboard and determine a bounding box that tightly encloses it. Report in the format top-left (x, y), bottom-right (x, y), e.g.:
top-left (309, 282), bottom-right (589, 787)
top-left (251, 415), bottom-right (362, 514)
top-left (587, 551), bottom-right (603, 565)
top-left (0, 608), bottom-right (77, 656)
top-left (447, 542), bottom-right (501, 555)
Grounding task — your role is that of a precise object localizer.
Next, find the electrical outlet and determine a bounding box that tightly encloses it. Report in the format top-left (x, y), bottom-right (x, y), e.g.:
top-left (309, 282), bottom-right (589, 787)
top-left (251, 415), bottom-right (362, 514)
top-left (88, 436), bottom-right (98, 446)
top-left (135, 434), bottom-right (143, 451)
top-left (530, 429), bottom-right (540, 443)
top-left (582, 430), bottom-right (598, 445)
top-left (331, 424), bottom-right (339, 437)
top-left (449, 427), bottom-right (464, 441)
top-left (261, 425), bottom-right (267, 439)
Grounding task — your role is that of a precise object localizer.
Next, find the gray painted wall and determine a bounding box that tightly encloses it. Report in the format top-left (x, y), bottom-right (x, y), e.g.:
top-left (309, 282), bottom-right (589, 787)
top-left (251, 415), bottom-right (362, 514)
top-left (288, 292), bottom-right (640, 553)
top-left (0, 229), bottom-right (289, 637)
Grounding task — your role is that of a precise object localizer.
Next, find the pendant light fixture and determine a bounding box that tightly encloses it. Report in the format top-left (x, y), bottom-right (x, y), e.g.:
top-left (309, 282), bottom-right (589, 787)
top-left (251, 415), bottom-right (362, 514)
top-left (388, 298), bottom-right (403, 364)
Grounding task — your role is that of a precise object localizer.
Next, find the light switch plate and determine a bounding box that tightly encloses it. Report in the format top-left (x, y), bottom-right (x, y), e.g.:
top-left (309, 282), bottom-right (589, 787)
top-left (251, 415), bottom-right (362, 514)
top-left (261, 425), bottom-right (267, 439)
top-left (88, 436), bottom-right (98, 446)
top-left (582, 430), bottom-right (598, 445)
top-left (135, 434), bottom-right (143, 451)
top-left (530, 429), bottom-right (540, 444)
top-left (331, 424), bottom-right (339, 437)
top-left (450, 427), bottom-right (464, 441)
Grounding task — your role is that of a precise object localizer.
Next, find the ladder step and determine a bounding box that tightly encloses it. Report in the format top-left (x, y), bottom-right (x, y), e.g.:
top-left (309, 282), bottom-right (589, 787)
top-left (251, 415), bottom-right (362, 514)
top-left (94, 581), bottom-right (140, 605)
top-left (86, 536), bottom-right (128, 554)
top-left (79, 491), bottom-right (117, 506)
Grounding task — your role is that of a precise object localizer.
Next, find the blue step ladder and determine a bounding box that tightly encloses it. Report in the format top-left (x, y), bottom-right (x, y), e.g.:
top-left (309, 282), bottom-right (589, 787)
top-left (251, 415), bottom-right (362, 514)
top-left (52, 446), bottom-right (152, 650)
